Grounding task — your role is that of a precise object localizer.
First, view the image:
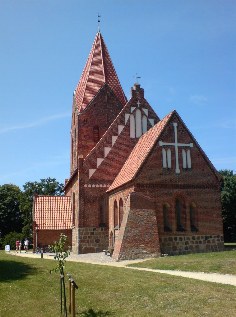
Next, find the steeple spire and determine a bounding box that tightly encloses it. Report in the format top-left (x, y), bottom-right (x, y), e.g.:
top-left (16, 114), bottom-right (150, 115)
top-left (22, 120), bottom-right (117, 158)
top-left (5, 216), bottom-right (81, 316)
top-left (74, 32), bottom-right (127, 112)
top-left (97, 14), bottom-right (101, 32)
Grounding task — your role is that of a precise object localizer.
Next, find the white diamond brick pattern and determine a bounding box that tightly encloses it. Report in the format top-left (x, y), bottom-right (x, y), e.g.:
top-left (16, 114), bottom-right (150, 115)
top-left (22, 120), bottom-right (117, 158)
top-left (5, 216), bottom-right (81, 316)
top-left (118, 125), bottom-right (125, 135)
top-left (112, 135), bottom-right (118, 146)
top-left (97, 158), bottom-right (104, 168)
top-left (104, 147), bottom-right (111, 157)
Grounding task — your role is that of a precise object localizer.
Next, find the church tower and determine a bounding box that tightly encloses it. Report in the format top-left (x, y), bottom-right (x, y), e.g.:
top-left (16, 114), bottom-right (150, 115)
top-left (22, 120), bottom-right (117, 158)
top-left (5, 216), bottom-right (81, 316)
top-left (70, 32), bottom-right (127, 174)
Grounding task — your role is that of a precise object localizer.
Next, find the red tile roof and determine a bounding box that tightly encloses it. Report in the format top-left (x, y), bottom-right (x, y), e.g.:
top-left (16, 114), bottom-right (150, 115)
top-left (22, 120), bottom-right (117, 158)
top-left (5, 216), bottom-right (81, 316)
top-left (107, 111), bottom-right (174, 192)
top-left (34, 196), bottom-right (72, 230)
top-left (74, 32), bottom-right (127, 112)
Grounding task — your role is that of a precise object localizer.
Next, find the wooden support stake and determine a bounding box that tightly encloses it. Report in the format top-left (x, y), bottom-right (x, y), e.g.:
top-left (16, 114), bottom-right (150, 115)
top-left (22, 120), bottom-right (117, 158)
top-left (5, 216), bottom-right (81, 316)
top-left (71, 283), bottom-right (75, 317)
top-left (68, 279), bottom-right (71, 314)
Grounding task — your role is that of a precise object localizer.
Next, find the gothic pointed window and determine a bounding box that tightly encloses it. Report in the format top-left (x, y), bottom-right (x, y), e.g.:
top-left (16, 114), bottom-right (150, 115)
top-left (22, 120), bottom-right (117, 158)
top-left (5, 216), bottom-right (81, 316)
top-left (93, 125), bottom-right (100, 143)
top-left (190, 203), bottom-right (198, 232)
top-left (130, 114), bottom-right (135, 138)
top-left (175, 198), bottom-right (185, 231)
top-left (182, 149), bottom-right (192, 169)
top-left (114, 200), bottom-right (118, 229)
top-left (135, 108), bottom-right (142, 137)
top-left (167, 149), bottom-right (171, 168)
top-left (142, 115), bottom-right (148, 133)
top-left (119, 198), bottom-right (124, 228)
top-left (162, 148), bottom-right (167, 168)
top-left (162, 148), bottom-right (171, 168)
top-left (163, 204), bottom-right (171, 232)
top-left (99, 202), bottom-right (106, 227)
top-left (182, 149), bottom-right (187, 168)
top-left (130, 106), bottom-right (149, 138)
top-left (187, 149), bottom-right (192, 168)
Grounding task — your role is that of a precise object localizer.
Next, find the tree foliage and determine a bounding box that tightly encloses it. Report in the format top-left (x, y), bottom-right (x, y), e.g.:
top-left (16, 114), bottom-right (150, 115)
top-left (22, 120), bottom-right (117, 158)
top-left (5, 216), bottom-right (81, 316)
top-left (219, 170), bottom-right (236, 242)
top-left (0, 184), bottom-right (23, 237)
top-left (0, 178), bottom-right (64, 245)
top-left (2, 231), bottom-right (24, 250)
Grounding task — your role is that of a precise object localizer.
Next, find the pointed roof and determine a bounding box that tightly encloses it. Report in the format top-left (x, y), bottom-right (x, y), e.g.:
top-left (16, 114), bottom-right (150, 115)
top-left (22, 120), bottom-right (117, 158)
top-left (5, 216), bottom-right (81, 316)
top-left (74, 32), bottom-right (127, 112)
top-left (107, 111), bottom-right (173, 192)
top-left (108, 109), bottom-right (222, 192)
top-left (34, 196), bottom-right (72, 230)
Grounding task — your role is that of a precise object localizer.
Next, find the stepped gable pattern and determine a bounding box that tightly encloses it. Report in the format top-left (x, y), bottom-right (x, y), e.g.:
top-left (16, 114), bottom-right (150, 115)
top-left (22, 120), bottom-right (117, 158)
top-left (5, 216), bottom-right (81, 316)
top-left (83, 97), bottom-right (159, 185)
top-left (74, 32), bottom-right (127, 112)
top-left (34, 196), bottom-right (72, 230)
top-left (108, 111), bottom-right (174, 192)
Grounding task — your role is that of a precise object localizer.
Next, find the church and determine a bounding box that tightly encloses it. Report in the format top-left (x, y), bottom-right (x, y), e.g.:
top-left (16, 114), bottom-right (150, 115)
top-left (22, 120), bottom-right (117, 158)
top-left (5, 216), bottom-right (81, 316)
top-left (33, 31), bottom-right (224, 260)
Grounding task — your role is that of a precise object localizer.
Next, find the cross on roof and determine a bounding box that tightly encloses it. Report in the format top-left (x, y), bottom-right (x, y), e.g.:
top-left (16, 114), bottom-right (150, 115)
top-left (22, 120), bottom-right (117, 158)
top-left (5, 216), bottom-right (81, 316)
top-left (159, 122), bottom-right (193, 174)
top-left (137, 100), bottom-right (141, 107)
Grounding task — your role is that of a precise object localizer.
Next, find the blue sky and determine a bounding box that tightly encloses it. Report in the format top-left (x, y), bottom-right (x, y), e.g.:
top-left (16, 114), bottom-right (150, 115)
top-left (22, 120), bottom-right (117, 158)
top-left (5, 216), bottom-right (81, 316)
top-left (0, 0), bottom-right (235, 188)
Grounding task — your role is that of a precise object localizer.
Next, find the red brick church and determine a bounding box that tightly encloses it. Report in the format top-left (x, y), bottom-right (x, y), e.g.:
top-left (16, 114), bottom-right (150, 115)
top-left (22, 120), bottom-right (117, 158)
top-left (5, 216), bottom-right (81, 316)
top-left (33, 31), bottom-right (224, 260)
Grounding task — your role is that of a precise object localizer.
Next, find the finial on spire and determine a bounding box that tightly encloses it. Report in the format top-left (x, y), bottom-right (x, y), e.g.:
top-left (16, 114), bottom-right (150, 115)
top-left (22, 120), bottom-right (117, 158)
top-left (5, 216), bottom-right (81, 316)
top-left (98, 13), bottom-right (101, 32)
top-left (135, 73), bottom-right (141, 84)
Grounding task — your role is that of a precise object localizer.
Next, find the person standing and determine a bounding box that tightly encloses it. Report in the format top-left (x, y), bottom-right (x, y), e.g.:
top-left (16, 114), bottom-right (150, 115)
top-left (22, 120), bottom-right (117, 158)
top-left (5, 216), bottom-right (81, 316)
top-left (24, 238), bottom-right (29, 252)
top-left (16, 240), bottom-right (20, 253)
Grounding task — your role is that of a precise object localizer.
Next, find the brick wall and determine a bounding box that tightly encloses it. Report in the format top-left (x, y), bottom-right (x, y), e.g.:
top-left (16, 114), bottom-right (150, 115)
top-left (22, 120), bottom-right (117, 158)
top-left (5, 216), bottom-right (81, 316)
top-left (76, 85), bottom-right (123, 160)
top-left (160, 234), bottom-right (224, 255)
top-left (77, 227), bottom-right (109, 253)
top-left (35, 229), bottom-right (72, 249)
top-left (110, 191), bottom-right (160, 260)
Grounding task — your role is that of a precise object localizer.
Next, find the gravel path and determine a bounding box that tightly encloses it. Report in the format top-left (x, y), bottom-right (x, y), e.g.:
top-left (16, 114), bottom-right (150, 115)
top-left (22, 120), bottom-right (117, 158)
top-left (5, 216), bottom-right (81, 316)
top-left (9, 251), bottom-right (236, 287)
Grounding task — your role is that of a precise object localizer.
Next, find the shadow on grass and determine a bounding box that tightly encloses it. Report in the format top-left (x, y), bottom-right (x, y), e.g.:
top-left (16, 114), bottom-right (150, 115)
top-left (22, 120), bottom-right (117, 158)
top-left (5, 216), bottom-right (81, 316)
top-left (0, 260), bottom-right (35, 282)
top-left (78, 308), bottom-right (113, 316)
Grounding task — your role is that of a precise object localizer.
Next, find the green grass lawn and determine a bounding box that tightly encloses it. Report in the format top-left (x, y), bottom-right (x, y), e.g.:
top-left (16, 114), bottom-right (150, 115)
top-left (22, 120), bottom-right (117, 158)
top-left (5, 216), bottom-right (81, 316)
top-left (129, 250), bottom-right (236, 275)
top-left (0, 251), bottom-right (236, 317)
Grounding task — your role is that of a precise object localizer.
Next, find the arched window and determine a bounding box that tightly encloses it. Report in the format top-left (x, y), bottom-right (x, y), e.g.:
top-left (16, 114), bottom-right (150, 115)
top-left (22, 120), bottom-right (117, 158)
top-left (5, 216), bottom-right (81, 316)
top-left (135, 109), bottom-right (142, 137)
top-left (114, 200), bottom-right (118, 229)
top-left (142, 115), bottom-right (148, 134)
top-left (182, 149), bottom-right (192, 169)
top-left (187, 149), bottom-right (191, 168)
top-left (182, 149), bottom-right (187, 168)
top-left (99, 203), bottom-right (106, 227)
top-left (130, 114), bottom-right (135, 138)
top-left (119, 198), bottom-right (124, 228)
top-left (190, 203), bottom-right (198, 232)
top-left (93, 126), bottom-right (100, 143)
top-left (162, 148), bottom-right (171, 168)
top-left (175, 198), bottom-right (185, 231)
top-left (163, 204), bottom-right (171, 232)
top-left (130, 108), bottom-right (149, 138)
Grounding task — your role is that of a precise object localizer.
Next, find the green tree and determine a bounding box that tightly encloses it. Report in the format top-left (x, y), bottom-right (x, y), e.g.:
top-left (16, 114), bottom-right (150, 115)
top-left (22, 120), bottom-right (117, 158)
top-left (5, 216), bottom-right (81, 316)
top-left (219, 170), bottom-right (236, 242)
top-left (0, 184), bottom-right (23, 237)
top-left (20, 178), bottom-right (64, 238)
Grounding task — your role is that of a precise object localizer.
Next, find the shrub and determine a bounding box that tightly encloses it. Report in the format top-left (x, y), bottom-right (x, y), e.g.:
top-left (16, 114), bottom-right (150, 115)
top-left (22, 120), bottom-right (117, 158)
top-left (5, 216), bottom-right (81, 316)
top-left (2, 231), bottom-right (24, 250)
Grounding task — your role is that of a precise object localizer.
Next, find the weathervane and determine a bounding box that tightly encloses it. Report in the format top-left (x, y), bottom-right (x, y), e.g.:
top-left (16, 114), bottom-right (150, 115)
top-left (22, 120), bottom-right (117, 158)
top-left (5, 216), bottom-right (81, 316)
top-left (98, 14), bottom-right (101, 32)
top-left (136, 73), bottom-right (141, 84)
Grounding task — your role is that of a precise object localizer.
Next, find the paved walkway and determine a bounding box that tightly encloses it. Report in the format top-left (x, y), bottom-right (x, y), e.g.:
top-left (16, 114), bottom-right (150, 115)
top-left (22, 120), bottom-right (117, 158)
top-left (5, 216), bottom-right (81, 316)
top-left (9, 251), bottom-right (236, 287)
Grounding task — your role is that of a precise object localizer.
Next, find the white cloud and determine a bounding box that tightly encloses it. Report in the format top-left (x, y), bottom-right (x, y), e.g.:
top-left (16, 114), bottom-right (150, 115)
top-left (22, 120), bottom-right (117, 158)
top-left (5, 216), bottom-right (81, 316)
top-left (0, 112), bottom-right (71, 134)
top-left (190, 95), bottom-right (208, 106)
